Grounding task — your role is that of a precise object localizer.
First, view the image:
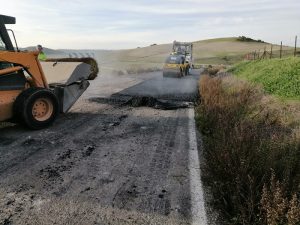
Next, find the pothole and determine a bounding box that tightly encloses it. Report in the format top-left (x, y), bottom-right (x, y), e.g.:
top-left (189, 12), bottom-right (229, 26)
top-left (90, 95), bottom-right (193, 110)
top-left (123, 96), bottom-right (192, 110)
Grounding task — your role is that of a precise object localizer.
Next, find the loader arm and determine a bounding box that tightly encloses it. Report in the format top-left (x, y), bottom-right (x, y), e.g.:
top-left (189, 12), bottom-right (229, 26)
top-left (0, 51), bottom-right (49, 88)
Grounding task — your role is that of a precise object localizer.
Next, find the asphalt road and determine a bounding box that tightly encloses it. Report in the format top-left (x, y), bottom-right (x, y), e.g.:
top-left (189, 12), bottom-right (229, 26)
top-left (0, 69), bottom-right (208, 225)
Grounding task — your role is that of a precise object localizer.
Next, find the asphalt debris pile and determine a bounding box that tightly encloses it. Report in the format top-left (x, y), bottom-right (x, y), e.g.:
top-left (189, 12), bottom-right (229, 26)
top-left (90, 95), bottom-right (192, 110)
top-left (123, 96), bottom-right (192, 110)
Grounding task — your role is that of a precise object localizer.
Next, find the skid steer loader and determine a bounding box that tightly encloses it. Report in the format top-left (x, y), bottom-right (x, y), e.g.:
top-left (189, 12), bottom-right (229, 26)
top-left (0, 15), bottom-right (98, 129)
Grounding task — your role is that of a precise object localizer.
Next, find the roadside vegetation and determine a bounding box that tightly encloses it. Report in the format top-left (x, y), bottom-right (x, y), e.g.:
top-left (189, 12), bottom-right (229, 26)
top-left (229, 58), bottom-right (300, 100)
top-left (196, 62), bottom-right (300, 224)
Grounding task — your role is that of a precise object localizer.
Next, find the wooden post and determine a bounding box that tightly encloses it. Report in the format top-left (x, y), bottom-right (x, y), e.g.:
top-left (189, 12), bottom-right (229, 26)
top-left (254, 51), bottom-right (256, 60)
top-left (270, 45), bottom-right (273, 59)
top-left (280, 41), bottom-right (282, 59)
top-left (264, 47), bottom-right (266, 59)
top-left (294, 36), bottom-right (298, 57)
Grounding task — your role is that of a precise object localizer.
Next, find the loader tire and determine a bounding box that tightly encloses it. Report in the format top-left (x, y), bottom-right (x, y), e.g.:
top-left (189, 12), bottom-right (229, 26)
top-left (14, 87), bottom-right (59, 130)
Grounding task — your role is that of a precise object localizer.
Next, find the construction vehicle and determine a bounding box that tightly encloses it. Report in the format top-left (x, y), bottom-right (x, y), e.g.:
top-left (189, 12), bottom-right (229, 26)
top-left (162, 41), bottom-right (194, 78)
top-left (163, 54), bottom-right (189, 78)
top-left (0, 15), bottom-right (98, 129)
top-left (172, 40), bottom-right (193, 70)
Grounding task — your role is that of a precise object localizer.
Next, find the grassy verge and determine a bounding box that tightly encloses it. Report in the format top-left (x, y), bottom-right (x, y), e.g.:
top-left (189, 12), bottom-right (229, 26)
top-left (229, 57), bottom-right (300, 100)
top-left (196, 75), bottom-right (300, 225)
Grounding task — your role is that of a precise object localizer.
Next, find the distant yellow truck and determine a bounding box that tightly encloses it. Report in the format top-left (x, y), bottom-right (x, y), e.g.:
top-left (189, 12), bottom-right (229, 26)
top-left (163, 54), bottom-right (190, 78)
top-left (172, 41), bottom-right (193, 70)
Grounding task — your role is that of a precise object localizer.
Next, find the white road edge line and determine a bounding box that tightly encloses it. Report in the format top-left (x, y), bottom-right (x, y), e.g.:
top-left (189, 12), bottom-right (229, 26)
top-left (188, 108), bottom-right (208, 225)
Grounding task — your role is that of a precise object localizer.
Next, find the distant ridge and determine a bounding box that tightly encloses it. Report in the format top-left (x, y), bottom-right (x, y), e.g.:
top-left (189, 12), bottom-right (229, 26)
top-left (21, 46), bottom-right (65, 55)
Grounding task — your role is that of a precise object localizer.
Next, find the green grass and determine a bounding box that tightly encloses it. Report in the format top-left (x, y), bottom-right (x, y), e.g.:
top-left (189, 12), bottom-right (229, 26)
top-left (230, 57), bottom-right (300, 100)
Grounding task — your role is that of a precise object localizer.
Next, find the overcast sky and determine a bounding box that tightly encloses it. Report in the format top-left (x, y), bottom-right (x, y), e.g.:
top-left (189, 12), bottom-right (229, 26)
top-left (2, 0), bottom-right (300, 49)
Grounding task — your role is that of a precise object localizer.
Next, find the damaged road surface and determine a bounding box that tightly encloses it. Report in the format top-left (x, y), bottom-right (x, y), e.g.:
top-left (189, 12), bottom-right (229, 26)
top-left (0, 70), bottom-right (207, 225)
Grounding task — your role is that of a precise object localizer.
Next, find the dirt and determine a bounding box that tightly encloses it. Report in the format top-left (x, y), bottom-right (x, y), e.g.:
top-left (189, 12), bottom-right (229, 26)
top-left (0, 69), bottom-right (213, 225)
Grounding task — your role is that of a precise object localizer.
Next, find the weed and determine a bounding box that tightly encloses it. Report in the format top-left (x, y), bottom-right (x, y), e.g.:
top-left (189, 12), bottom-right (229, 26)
top-left (196, 75), bottom-right (300, 225)
top-left (261, 171), bottom-right (300, 225)
top-left (237, 36), bottom-right (265, 43)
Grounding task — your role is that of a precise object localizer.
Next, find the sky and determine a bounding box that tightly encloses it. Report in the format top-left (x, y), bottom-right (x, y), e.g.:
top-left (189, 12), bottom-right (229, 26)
top-left (2, 0), bottom-right (300, 49)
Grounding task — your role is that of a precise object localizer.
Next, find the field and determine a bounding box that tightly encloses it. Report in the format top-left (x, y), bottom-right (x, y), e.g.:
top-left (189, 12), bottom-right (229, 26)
top-left (44, 37), bottom-right (293, 74)
top-left (95, 37), bottom-right (292, 73)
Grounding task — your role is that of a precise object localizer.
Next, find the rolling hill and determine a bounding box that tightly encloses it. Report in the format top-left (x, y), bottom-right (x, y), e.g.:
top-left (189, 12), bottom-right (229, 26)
top-left (23, 37), bottom-right (295, 73)
top-left (92, 37), bottom-right (294, 73)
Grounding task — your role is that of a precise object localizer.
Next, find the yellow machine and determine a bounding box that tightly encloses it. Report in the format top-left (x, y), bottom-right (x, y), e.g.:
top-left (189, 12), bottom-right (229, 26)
top-left (0, 15), bottom-right (97, 129)
top-left (162, 40), bottom-right (194, 78)
top-left (163, 54), bottom-right (189, 78)
top-left (172, 41), bottom-right (193, 69)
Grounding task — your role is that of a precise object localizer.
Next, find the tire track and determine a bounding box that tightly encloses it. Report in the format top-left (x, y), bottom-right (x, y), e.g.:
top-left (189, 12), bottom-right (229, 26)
top-left (112, 111), bottom-right (181, 216)
top-left (0, 104), bottom-right (123, 175)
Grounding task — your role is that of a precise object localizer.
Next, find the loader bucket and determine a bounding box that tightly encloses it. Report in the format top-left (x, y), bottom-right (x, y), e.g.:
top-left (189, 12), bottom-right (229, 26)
top-left (40, 58), bottom-right (98, 113)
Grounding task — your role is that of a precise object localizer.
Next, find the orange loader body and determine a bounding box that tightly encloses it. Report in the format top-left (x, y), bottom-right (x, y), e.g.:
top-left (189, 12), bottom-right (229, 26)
top-left (0, 15), bottom-right (96, 129)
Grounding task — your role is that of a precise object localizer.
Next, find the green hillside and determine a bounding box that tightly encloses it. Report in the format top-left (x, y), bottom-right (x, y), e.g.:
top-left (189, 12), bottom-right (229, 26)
top-left (230, 57), bottom-right (300, 100)
top-left (96, 37), bottom-right (293, 72)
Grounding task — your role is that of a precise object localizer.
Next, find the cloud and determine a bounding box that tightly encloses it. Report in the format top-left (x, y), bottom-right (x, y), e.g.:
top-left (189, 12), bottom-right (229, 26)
top-left (2, 0), bottom-right (299, 49)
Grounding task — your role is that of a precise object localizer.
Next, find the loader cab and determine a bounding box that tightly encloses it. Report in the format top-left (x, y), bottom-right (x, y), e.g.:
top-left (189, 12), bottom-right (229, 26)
top-left (0, 15), bottom-right (15, 69)
top-left (0, 15), bottom-right (16, 51)
top-left (0, 15), bottom-right (26, 92)
top-left (0, 14), bottom-right (96, 129)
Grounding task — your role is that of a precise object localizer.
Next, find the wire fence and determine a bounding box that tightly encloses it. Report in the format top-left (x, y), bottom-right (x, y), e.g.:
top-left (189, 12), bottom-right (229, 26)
top-left (245, 36), bottom-right (299, 60)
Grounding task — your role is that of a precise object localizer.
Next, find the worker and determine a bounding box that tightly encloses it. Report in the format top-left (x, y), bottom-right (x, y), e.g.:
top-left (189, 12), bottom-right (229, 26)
top-left (37, 44), bottom-right (47, 61)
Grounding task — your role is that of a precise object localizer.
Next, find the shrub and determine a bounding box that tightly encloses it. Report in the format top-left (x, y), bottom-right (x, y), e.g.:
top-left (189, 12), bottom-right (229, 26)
top-left (203, 65), bottom-right (227, 76)
top-left (196, 75), bottom-right (300, 225)
top-left (261, 171), bottom-right (300, 225)
top-left (238, 36), bottom-right (265, 43)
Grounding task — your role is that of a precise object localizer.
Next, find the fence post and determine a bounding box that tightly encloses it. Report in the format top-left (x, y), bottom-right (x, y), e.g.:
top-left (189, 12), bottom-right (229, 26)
top-left (270, 45), bottom-right (273, 59)
top-left (254, 51), bottom-right (256, 60)
top-left (280, 41), bottom-right (283, 59)
top-left (294, 36), bottom-right (298, 57)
